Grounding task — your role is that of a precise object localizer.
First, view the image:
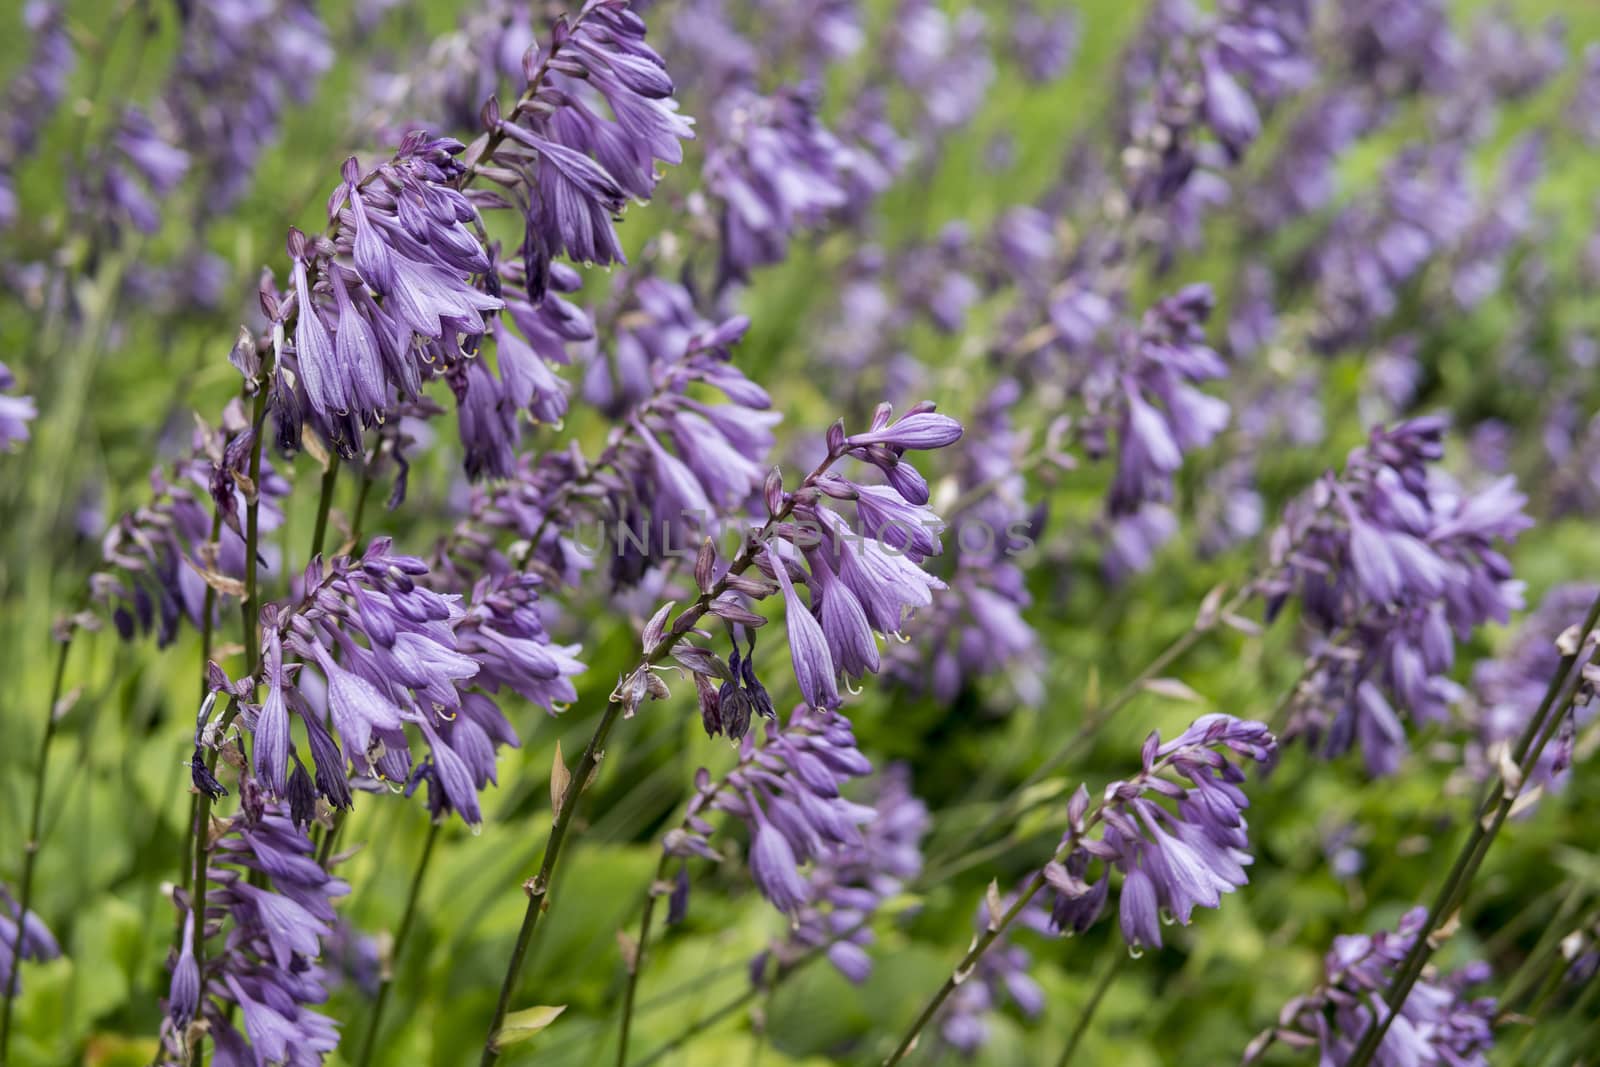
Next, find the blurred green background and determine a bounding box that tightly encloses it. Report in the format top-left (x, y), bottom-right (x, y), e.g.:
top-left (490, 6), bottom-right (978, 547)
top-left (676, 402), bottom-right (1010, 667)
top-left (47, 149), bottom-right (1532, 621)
top-left (3, 0), bottom-right (1600, 1064)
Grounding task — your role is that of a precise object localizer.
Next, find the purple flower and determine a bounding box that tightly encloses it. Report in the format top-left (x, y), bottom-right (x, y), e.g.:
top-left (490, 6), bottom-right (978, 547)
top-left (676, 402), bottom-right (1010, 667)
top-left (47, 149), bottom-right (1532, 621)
top-left (668, 706), bottom-right (877, 918)
top-left (1044, 715), bottom-right (1277, 952)
top-left (1466, 583), bottom-right (1600, 807)
top-left (159, 798), bottom-right (345, 1065)
top-left (1262, 419), bottom-right (1532, 774)
top-left (0, 883), bottom-right (60, 999)
top-left (939, 891), bottom-right (1050, 1055)
top-left (0, 362), bottom-right (37, 450)
top-left (1246, 907), bottom-right (1496, 1066)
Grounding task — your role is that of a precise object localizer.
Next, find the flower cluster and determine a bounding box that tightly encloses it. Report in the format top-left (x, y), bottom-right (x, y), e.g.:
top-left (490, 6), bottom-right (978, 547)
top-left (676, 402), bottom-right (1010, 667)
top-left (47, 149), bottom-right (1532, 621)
top-left (667, 705), bottom-right (875, 917)
top-left (885, 381), bottom-right (1043, 704)
top-left (702, 85), bottom-right (854, 283)
top-left (741, 403), bottom-right (963, 713)
top-left (1044, 714), bottom-right (1277, 952)
top-left (165, 0), bottom-right (333, 216)
top-left (1262, 418), bottom-right (1532, 775)
top-left (0, 884), bottom-right (59, 998)
top-left (233, 540), bottom-right (579, 827)
top-left (1244, 907), bottom-right (1497, 1067)
top-left (93, 411), bottom-right (290, 647)
top-left (161, 796), bottom-right (346, 1065)
top-left (450, 309), bottom-right (774, 589)
top-left (757, 761), bottom-right (930, 984)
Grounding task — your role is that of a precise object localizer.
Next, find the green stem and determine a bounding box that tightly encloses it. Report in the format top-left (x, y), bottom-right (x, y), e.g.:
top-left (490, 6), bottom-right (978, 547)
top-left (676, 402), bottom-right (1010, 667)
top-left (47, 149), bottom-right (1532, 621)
top-left (616, 854), bottom-right (671, 1067)
top-left (1346, 590), bottom-right (1600, 1067)
top-left (479, 449), bottom-right (847, 1066)
top-left (1054, 948), bottom-right (1126, 1067)
top-left (356, 821), bottom-right (441, 1067)
top-left (311, 456), bottom-right (342, 560)
top-left (0, 631), bottom-right (75, 1061)
top-left (883, 870), bottom-right (1053, 1066)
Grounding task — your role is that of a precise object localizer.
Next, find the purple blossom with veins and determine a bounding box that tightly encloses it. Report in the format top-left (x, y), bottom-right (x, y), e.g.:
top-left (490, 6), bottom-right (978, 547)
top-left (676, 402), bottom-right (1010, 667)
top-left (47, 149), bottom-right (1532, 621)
top-left (0, 362), bottom-right (37, 451)
top-left (159, 794), bottom-right (346, 1066)
top-left (1243, 907), bottom-right (1496, 1067)
top-left (0, 1), bottom-right (74, 230)
top-left (231, 539), bottom-right (579, 827)
top-left (92, 407), bottom-right (290, 647)
top-left (1261, 418), bottom-right (1532, 775)
top-left (938, 891), bottom-right (1050, 1056)
top-left (1042, 714), bottom-right (1277, 952)
top-left (267, 0), bottom-right (691, 464)
top-left (667, 705), bottom-right (876, 918)
top-left (1465, 583), bottom-right (1600, 808)
top-left (0, 883), bottom-right (59, 999)
top-left (754, 762), bottom-right (929, 985)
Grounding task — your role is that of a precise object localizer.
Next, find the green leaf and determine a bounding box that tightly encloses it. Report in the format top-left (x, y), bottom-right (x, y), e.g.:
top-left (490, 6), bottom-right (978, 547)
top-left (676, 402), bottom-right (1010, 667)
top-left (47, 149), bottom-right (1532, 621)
top-left (492, 1004), bottom-right (567, 1050)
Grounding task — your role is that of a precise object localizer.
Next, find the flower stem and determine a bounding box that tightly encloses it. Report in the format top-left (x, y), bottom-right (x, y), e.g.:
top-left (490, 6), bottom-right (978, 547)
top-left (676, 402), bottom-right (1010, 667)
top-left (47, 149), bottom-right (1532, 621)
top-left (357, 821), bottom-right (440, 1067)
top-left (1054, 947), bottom-right (1126, 1067)
top-left (1345, 589), bottom-right (1600, 1067)
top-left (924, 583), bottom-right (1256, 884)
top-left (882, 870), bottom-right (1053, 1066)
top-left (311, 455), bottom-right (341, 560)
top-left (479, 450), bottom-right (846, 1066)
top-left (616, 853), bottom-right (671, 1067)
top-left (0, 629), bottom-right (75, 1061)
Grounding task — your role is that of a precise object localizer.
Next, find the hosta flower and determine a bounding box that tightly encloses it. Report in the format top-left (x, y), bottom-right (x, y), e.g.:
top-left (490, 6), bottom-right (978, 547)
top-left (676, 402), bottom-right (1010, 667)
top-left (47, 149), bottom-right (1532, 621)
top-left (164, 0), bottom-right (332, 216)
top-left (702, 85), bottom-right (854, 282)
top-left (1262, 418), bottom-right (1532, 775)
top-left (886, 382), bottom-right (1042, 704)
top-left (159, 796), bottom-right (345, 1065)
top-left (93, 411), bottom-right (290, 647)
top-left (0, 883), bottom-right (60, 998)
top-left (1044, 715), bottom-right (1277, 951)
top-left (755, 763), bottom-right (929, 984)
top-left (232, 541), bottom-right (581, 827)
top-left (667, 705), bottom-right (876, 917)
top-left (1245, 907), bottom-right (1496, 1067)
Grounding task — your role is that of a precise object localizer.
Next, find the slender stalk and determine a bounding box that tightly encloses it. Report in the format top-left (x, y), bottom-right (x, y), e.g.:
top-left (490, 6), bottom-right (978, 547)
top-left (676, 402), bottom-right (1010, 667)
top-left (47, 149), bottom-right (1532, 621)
top-left (931, 583), bottom-right (1255, 872)
top-left (616, 854), bottom-right (671, 1067)
top-left (356, 821), bottom-right (441, 1067)
top-left (311, 456), bottom-right (342, 560)
top-left (884, 870), bottom-right (1052, 1066)
top-left (1054, 948), bottom-right (1126, 1067)
top-left (1345, 590), bottom-right (1600, 1067)
top-left (479, 448), bottom-right (849, 1065)
top-left (186, 389), bottom-right (270, 1067)
top-left (0, 631), bottom-right (75, 1061)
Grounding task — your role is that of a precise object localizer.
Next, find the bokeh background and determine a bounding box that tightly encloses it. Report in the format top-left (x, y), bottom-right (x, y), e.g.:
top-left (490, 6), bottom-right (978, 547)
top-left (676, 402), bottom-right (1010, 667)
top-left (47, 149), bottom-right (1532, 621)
top-left (3, 0), bottom-right (1600, 1064)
